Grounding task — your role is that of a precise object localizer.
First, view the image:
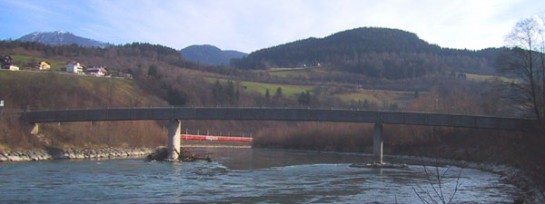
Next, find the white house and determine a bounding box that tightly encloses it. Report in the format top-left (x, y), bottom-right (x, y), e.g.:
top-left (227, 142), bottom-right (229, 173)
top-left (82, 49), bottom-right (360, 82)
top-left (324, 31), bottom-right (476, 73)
top-left (8, 65), bottom-right (19, 71)
top-left (66, 61), bottom-right (84, 74)
top-left (85, 67), bottom-right (109, 77)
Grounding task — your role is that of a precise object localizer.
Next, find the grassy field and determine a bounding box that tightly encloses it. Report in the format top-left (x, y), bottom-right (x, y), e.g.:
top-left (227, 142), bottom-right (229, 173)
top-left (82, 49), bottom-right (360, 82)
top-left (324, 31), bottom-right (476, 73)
top-left (206, 76), bottom-right (418, 107)
top-left (336, 89), bottom-right (416, 107)
top-left (206, 77), bottom-right (313, 97)
top-left (466, 73), bottom-right (519, 83)
top-left (266, 68), bottom-right (312, 79)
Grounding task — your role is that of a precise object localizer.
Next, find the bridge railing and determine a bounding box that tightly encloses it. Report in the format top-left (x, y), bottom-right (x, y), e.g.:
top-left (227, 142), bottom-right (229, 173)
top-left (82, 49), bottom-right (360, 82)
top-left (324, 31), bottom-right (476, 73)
top-left (19, 107), bottom-right (536, 131)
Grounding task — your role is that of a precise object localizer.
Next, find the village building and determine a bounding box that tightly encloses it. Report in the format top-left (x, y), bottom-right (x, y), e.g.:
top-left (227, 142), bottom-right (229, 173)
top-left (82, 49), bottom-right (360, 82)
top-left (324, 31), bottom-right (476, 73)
top-left (7, 65), bottom-right (19, 71)
top-left (39, 61), bottom-right (51, 70)
top-left (1, 55), bottom-right (13, 70)
top-left (65, 61), bottom-right (84, 74)
top-left (85, 67), bottom-right (109, 77)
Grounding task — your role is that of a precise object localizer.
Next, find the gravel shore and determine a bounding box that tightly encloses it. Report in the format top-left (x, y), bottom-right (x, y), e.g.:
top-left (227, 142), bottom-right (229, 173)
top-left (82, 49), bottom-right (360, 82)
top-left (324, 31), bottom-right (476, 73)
top-left (0, 147), bottom-right (154, 162)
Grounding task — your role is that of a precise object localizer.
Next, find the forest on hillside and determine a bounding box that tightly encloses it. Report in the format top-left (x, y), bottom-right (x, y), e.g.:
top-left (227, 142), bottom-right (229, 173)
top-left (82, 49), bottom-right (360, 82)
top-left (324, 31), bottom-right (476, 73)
top-left (233, 27), bottom-right (504, 79)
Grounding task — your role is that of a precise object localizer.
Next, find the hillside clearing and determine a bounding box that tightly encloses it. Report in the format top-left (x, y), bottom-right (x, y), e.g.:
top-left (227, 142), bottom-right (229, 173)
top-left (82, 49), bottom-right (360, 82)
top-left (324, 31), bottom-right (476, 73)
top-left (336, 89), bottom-right (417, 108)
top-left (466, 73), bottom-right (519, 83)
top-left (206, 77), bottom-right (313, 97)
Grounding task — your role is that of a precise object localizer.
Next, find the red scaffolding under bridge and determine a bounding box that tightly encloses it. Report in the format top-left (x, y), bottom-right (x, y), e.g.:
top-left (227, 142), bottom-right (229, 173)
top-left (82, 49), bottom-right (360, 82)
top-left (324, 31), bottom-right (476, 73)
top-left (181, 134), bottom-right (253, 143)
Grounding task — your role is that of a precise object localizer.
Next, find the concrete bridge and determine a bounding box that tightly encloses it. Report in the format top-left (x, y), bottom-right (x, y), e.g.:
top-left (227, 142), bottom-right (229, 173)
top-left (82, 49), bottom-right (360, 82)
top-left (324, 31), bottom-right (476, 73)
top-left (20, 107), bottom-right (535, 163)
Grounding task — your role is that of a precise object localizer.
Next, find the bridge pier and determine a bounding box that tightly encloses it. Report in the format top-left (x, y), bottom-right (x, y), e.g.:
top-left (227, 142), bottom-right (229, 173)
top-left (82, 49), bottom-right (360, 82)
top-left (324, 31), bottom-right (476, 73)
top-left (31, 123), bottom-right (39, 135)
top-left (168, 119), bottom-right (181, 161)
top-left (373, 122), bottom-right (383, 164)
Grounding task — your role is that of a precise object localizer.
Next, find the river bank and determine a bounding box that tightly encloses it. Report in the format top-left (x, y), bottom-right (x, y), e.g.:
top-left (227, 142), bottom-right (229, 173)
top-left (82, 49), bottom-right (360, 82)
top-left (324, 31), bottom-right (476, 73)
top-left (0, 147), bottom-right (154, 162)
top-left (382, 154), bottom-right (544, 203)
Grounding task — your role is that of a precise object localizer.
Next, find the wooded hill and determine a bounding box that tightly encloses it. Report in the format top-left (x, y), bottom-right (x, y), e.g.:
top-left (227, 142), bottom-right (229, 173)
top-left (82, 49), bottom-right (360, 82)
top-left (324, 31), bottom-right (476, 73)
top-left (233, 27), bottom-right (504, 79)
top-left (0, 40), bottom-right (196, 70)
top-left (180, 44), bottom-right (247, 65)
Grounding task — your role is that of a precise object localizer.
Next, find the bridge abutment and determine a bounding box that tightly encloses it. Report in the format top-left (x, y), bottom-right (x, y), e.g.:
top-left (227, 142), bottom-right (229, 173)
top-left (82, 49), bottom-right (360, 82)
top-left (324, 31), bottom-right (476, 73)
top-left (373, 122), bottom-right (383, 164)
top-left (168, 119), bottom-right (181, 161)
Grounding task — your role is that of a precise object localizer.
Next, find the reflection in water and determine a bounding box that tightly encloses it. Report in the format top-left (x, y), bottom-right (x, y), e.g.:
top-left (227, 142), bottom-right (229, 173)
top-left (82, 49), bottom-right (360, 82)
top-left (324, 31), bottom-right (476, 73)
top-left (0, 148), bottom-right (521, 203)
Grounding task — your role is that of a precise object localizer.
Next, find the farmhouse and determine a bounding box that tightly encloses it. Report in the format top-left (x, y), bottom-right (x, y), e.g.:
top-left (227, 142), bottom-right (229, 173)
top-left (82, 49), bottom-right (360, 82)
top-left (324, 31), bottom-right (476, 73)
top-left (39, 61), bottom-right (51, 70)
top-left (65, 61), bottom-right (84, 74)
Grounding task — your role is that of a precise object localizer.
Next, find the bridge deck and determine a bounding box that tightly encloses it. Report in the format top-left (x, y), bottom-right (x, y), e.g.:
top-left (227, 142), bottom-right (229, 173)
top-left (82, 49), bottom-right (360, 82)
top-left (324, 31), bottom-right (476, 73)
top-left (20, 107), bottom-right (535, 130)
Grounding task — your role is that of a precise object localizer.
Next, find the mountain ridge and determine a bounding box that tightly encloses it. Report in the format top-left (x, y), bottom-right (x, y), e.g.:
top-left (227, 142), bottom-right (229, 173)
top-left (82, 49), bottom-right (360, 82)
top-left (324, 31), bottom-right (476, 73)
top-left (18, 31), bottom-right (108, 48)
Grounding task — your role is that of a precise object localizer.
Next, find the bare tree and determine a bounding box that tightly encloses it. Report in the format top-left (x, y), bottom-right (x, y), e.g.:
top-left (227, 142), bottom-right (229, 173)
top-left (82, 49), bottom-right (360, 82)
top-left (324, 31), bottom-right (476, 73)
top-left (502, 16), bottom-right (545, 120)
top-left (412, 165), bottom-right (463, 204)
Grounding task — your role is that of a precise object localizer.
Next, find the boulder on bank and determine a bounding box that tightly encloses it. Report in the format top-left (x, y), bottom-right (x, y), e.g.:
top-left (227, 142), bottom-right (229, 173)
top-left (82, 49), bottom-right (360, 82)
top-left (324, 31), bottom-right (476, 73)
top-left (0, 152), bottom-right (9, 162)
top-left (146, 146), bottom-right (169, 161)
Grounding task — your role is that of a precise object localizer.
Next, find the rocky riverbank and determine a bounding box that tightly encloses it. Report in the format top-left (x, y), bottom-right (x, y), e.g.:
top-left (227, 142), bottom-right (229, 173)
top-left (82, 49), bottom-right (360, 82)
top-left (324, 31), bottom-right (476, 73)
top-left (383, 154), bottom-right (545, 204)
top-left (0, 147), bottom-right (154, 162)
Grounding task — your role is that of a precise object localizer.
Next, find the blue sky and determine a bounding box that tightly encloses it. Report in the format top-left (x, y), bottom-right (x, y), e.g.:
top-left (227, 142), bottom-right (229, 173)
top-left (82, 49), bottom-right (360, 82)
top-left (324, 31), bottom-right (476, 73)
top-left (0, 0), bottom-right (544, 53)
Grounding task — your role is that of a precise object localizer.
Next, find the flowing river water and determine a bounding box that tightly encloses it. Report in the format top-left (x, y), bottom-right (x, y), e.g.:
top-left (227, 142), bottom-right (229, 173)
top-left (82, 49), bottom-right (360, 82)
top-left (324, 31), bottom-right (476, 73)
top-left (0, 148), bottom-right (521, 203)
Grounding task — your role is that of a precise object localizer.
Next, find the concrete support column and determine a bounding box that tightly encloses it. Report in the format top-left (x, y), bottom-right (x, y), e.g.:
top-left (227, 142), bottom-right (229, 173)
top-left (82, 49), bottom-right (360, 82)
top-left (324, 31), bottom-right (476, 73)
top-left (168, 119), bottom-right (181, 161)
top-left (31, 123), bottom-right (39, 135)
top-left (373, 122), bottom-right (383, 164)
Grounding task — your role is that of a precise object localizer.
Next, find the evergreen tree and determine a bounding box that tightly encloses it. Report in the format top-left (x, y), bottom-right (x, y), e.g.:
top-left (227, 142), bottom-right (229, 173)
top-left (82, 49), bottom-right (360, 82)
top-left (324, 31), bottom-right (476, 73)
top-left (274, 87), bottom-right (283, 99)
top-left (298, 91), bottom-right (311, 106)
top-left (226, 80), bottom-right (236, 105)
top-left (147, 65), bottom-right (159, 78)
top-left (272, 87), bottom-right (283, 106)
top-left (212, 80), bottom-right (223, 105)
top-left (167, 87), bottom-right (187, 106)
top-left (265, 89), bottom-right (271, 104)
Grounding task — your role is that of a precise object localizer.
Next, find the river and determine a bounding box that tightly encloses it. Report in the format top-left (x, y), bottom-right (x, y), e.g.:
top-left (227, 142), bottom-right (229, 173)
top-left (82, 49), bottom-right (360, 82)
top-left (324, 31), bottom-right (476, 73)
top-left (0, 148), bottom-right (521, 203)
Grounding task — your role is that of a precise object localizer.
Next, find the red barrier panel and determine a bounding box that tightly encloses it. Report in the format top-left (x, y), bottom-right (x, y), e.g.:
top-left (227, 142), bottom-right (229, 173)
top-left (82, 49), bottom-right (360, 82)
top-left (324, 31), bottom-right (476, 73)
top-left (181, 134), bottom-right (253, 143)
